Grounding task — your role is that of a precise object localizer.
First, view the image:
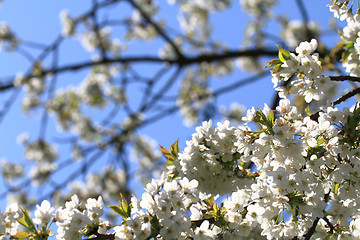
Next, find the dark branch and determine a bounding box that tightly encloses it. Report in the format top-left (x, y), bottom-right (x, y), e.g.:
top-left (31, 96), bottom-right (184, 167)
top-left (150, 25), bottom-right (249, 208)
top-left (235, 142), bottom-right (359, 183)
top-left (322, 216), bottom-right (334, 234)
top-left (126, 0), bottom-right (184, 59)
top-left (332, 87), bottom-right (360, 106)
top-left (295, 0), bottom-right (313, 41)
top-left (0, 48), bottom-right (277, 92)
top-left (329, 75), bottom-right (360, 82)
top-left (304, 217), bottom-right (320, 240)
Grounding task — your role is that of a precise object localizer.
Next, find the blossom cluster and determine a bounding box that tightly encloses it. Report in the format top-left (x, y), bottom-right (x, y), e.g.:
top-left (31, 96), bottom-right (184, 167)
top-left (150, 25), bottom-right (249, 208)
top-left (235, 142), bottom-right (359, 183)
top-left (0, 195), bottom-right (107, 240)
top-left (126, 0), bottom-right (159, 41)
top-left (177, 119), bottom-right (252, 195)
top-left (167, 0), bottom-right (231, 40)
top-left (240, 0), bottom-right (276, 17)
top-left (22, 138), bottom-right (59, 185)
top-left (328, 1), bottom-right (360, 76)
top-left (281, 20), bottom-right (320, 48)
top-left (2, 88), bottom-right (360, 238)
top-left (271, 39), bottom-right (336, 104)
top-left (5, 92), bottom-right (360, 239)
top-left (0, 22), bottom-right (18, 52)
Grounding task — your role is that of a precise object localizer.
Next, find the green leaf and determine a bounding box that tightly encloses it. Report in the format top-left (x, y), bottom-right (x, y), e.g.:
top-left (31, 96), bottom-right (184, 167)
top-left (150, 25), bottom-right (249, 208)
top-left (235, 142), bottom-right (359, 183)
top-left (342, 49), bottom-right (351, 63)
top-left (255, 107), bottom-right (266, 123)
top-left (272, 64), bottom-right (283, 74)
top-left (18, 206), bottom-right (36, 233)
top-left (204, 196), bottom-right (214, 206)
top-left (333, 182), bottom-right (340, 195)
top-left (213, 203), bottom-right (219, 215)
top-left (255, 107), bottom-right (275, 135)
top-left (109, 193), bottom-right (131, 218)
top-left (265, 59), bottom-right (283, 68)
top-left (12, 232), bottom-right (31, 239)
top-left (317, 137), bottom-right (326, 146)
top-left (268, 111), bottom-right (275, 125)
top-left (16, 218), bottom-right (28, 228)
top-left (121, 194), bottom-right (131, 216)
top-left (160, 145), bottom-right (176, 161)
top-left (346, 41), bottom-right (354, 49)
top-left (109, 205), bottom-right (127, 217)
top-left (276, 44), bottom-right (291, 63)
top-left (160, 140), bottom-right (180, 168)
top-left (170, 139), bottom-right (179, 157)
top-left (305, 106), bottom-right (311, 117)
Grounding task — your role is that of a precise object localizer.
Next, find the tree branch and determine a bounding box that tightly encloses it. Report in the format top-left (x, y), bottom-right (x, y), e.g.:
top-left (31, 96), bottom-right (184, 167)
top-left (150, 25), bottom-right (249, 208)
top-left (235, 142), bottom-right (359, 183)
top-left (329, 75), bottom-right (360, 82)
top-left (0, 48), bottom-right (277, 91)
top-left (332, 87), bottom-right (360, 106)
top-left (126, 0), bottom-right (184, 59)
top-left (295, 0), bottom-right (314, 41)
top-left (304, 217), bottom-right (320, 240)
top-left (322, 216), bottom-right (334, 234)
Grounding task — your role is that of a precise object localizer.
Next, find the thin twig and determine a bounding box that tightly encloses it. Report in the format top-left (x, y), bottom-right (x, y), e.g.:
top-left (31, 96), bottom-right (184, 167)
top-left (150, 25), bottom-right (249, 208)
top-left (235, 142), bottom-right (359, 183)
top-left (126, 0), bottom-right (184, 59)
top-left (295, 0), bottom-right (313, 41)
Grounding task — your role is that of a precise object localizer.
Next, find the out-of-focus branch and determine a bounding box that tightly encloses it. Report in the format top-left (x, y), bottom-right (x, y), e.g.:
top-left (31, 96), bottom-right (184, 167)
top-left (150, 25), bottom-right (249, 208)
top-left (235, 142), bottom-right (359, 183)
top-left (0, 89), bottom-right (20, 124)
top-left (140, 66), bottom-right (183, 111)
top-left (126, 0), bottom-right (184, 59)
top-left (295, 0), bottom-right (313, 41)
top-left (90, 0), bottom-right (108, 60)
top-left (0, 48), bottom-right (278, 91)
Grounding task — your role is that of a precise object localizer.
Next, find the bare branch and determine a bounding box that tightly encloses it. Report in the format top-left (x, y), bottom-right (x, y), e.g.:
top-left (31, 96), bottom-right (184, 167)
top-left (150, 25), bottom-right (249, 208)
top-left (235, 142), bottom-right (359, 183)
top-left (0, 48), bottom-right (277, 91)
top-left (126, 0), bottom-right (184, 59)
top-left (304, 217), bottom-right (320, 240)
top-left (330, 75), bottom-right (360, 82)
top-left (332, 87), bottom-right (360, 106)
top-left (295, 0), bottom-right (313, 41)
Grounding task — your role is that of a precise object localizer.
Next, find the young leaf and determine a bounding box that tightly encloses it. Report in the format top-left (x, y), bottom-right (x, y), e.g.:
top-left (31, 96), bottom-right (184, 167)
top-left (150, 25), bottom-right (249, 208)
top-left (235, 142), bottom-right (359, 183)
top-left (317, 137), bottom-right (326, 146)
top-left (160, 145), bottom-right (176, 161)
top-left (213, 203), bottom-right (219, 214)
top-left (265, 59), bottom-right (283, 68)
top-left (12, 232), bottom-right (31, 239)
top-left (271, 64), bottom-right (282, 74)
top-left (120, 193), bottom-right (131, 217)
top-left (18, 206), bottom-right (36, 233)
top-left (346, 41), bottom-right (354, 49)
top-left (255, 107), bottom-right (275, 135)
top-left (109, 205), bottom-right (126, 217)
top-left (160, 140), bottom-right (180, 168)
top-left (333, 182), bottom-right (340, 195)
top-left (255, 107), bottom-right (266, 123)
top-left (109, 193), bottom-right (131, 218)
top-left (268, 110), bottom-right (275, 125)
top-left (170, 139), bottom-right (179, 157)
top-left (276, 44), bottom-right (291, 63)
top-left (342, 49), bottom-right (351, 63)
